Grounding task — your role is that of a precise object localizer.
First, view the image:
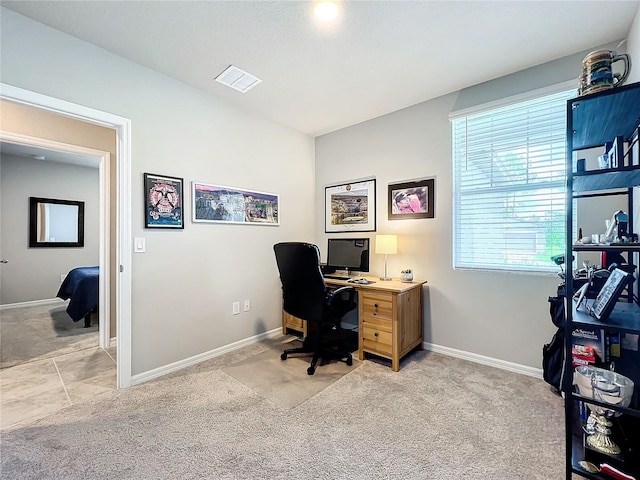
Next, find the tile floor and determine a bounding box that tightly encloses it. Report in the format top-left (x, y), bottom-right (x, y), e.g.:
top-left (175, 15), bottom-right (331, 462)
top-left (1, 345), bottom-right (117, 429)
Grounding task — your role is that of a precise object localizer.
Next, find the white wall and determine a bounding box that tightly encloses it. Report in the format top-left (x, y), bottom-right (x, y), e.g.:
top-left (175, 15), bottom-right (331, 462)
top-left (0, 8), bottom-right (315, 375)
top-left (316, 94), bottom-right (560, 370)
top-left (0, 154), bottom-right (100, 304)
top-left (627, 4), bottom-right (640, 83)
top-left (315, 42), bottom-right (637, 370)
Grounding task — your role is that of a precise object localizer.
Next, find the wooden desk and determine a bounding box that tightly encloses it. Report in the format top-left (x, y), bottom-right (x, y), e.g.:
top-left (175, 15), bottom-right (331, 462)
top-left (282, 275), bottom-right (427, 371)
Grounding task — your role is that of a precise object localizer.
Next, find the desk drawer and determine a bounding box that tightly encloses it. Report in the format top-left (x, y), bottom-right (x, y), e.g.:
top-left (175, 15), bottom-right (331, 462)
top-left (283, 312), bottom-right (306, 334)
top-left (361, 292), bottom-right (393, 319)
top-left (287, 316), bottom-right (304, 329)
top-left (361, 322), bottom-right (392, 355)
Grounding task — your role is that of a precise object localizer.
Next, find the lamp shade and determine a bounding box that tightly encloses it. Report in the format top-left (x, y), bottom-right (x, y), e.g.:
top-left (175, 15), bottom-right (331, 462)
top-left (375, 234), bottom-right (397, 255)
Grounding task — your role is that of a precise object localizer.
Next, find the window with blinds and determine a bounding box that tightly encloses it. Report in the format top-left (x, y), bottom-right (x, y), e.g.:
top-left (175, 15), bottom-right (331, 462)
top-left (451, 88), bottom-right (575, 272)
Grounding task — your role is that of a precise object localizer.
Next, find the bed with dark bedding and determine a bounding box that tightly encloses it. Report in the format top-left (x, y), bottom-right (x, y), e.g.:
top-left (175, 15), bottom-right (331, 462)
top-left (56, 266), bottom-right (99, 327)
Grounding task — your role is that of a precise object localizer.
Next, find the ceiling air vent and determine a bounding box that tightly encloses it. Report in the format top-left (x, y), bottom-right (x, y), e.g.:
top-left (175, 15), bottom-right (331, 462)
top-left (214, 65), bottom-right (262, 93)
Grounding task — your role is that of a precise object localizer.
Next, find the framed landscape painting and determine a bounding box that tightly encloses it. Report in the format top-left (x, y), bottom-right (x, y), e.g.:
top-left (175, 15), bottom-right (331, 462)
top-left (192, 182), bottom-right (279, 225)
top-left (325, 179), bottom-right (376, 233)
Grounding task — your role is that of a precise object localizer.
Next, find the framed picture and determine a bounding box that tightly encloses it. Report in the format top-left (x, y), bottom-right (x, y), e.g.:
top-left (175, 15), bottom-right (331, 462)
top-left (144, 173), bottom-right (184, 229)
top-left (587, 268), bottom-right (632, 321)
top-left (607, 135), bottom-right (624, 169)
top-left (388, 178), bottom-right (434, 220)
top-left (192, 182), bottom-right (279, 225)
top-left (325, 179), bottom-right (376, 233)
top-left (630, 126), bottom-right (639, 167)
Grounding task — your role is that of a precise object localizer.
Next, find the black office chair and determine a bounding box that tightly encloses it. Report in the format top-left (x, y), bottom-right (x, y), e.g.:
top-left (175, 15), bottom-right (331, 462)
top-left (274, 242), bottom-right (357, 375)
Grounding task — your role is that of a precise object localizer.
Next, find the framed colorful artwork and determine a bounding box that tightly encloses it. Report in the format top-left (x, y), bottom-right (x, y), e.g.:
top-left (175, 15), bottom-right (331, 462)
top-left (143, 173), bottom-right (184, 229)
top-left (388, 178), bottom-right (434, 220)
top-left (325, 179), bottom-right (376, 233)
top-left (192, 182), bottom-right (279, 225)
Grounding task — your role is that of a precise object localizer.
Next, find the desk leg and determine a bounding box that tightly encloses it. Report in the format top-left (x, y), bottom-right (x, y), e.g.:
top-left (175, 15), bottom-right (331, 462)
top-left (392, 356), bottom-right (399, 372)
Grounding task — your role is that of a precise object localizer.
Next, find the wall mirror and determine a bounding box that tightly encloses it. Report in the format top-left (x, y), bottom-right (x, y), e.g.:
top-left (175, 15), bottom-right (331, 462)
top-left (29, 197), bottom-right (85, 248)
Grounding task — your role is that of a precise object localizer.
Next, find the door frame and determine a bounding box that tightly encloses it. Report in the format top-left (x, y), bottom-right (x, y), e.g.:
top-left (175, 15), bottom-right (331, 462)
top-left (0, 133), bottom-right (111, 345)
top-left (0, 83), bottom-right (133, 388)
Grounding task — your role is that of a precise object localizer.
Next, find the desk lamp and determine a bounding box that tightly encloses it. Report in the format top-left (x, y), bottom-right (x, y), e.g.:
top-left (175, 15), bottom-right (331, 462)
top-left (375, 234), bottom-right (397, 281)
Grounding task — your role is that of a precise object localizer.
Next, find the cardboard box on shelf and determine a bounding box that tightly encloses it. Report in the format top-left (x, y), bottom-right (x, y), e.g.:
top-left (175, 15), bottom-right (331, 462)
top-left (572, 344), bottom-right (596, 367)
top-left (572, 327), bottom-right (606, 366)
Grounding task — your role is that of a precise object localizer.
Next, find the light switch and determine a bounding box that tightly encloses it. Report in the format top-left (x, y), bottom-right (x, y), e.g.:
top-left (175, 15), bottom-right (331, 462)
top-left (134, 237), bottom-right (146, 253)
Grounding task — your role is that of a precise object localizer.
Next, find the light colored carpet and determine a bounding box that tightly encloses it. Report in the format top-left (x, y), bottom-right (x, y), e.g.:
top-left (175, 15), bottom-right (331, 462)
top-left (0, 303), bottom-right (98, 369)
top-left (0, 339), bottom-right (566, 479)
top-left (223, 338), bottom-right (361, 409)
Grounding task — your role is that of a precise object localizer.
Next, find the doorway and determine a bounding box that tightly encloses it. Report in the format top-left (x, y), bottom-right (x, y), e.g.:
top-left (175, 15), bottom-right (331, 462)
top-left (0, 83), bottom-right (132, 388)
top-left (0, 136), bottom-right (110, 345)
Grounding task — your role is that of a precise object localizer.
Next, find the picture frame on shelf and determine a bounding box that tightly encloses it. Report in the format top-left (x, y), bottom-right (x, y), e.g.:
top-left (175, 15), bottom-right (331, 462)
top-left (143, 173), bottom-right (184, 229)
top-left (388, 178), bottom-right (434, 220)
top-left (192, 182), bottom-right (279, 225)
top-left (587, 268), bottom-right (632, 321)
top-left (325, 179), bottom-right (376, 233)
top-left (607, 135), bottom-right (624, 169)
top-left (631, 125), bottom-right (639, 167)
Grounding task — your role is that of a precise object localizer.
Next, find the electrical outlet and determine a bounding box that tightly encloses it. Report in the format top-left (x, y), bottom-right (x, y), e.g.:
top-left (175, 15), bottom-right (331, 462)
top-left (243, 300), bottom-right (251, 312)
top-left (232, 302), bottom-right (240, 315)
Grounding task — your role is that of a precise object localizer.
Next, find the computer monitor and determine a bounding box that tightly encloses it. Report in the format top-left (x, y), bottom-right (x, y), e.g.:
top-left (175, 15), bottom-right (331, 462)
top-left (326, 238), bottom-right (370, 273)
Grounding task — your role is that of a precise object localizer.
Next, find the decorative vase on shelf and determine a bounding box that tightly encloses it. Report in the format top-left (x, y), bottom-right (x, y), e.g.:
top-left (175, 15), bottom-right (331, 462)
top-left (400, 269), bottom-right (413, 283)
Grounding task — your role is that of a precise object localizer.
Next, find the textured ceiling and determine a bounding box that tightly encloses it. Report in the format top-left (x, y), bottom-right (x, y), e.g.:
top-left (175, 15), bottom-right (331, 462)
top-left (2, 1), bottom-right (639, 136)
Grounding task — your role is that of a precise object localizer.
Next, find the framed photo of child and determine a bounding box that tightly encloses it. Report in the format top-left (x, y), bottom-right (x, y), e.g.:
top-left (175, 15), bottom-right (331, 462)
top-left (388, 178), bottom-right (434, 220)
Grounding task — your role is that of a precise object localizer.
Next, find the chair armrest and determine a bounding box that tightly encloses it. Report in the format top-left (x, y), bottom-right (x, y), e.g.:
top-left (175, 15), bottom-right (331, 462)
top-left (326, 286), bottom-right (357, 315)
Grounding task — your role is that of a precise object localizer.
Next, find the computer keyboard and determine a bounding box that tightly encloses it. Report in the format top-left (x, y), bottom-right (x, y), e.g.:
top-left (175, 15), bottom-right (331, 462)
top-left (324, 275), bottom-right (350, 281)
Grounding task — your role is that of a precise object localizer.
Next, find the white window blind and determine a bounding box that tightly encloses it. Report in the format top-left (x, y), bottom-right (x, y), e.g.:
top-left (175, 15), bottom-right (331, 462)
top-left (452, 89), bottom-right (575, 272)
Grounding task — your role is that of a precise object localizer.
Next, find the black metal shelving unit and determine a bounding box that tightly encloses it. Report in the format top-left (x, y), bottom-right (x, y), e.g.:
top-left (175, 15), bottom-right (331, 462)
top-left (564, 82), bottom-right (640, 479)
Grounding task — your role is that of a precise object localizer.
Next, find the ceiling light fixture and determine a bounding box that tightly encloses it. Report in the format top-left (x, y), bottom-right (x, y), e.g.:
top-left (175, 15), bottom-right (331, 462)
top-left (214, 65), bottom-right (262, 93)
top-left (314, 1), bottom-right (339, 22)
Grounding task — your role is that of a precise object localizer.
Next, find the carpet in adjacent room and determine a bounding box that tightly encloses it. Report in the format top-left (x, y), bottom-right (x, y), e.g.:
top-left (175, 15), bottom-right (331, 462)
top-left (0, 303), bottom-right (98, 369)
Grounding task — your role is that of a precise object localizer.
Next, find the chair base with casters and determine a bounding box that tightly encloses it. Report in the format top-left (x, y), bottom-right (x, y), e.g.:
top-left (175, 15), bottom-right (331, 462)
top-left (281, 324), bottom-right (354, 375)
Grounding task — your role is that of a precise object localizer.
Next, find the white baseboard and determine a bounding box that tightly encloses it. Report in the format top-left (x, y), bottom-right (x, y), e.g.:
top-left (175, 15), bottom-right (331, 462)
top-left (424, 342), bottom-right (543, 379)
top-left (128, 332), bottom-right (543, 387)
top-left (130, 328), bottom-right (283, 386)
top-left (0, 297), bottom-right (65, 310)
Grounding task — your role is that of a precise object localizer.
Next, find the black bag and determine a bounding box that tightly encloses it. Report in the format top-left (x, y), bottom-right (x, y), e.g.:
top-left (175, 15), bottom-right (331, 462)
top-left (543, 296), bottom-right (567, 394)
top-left (548, 295), bottom-right (565, 329)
